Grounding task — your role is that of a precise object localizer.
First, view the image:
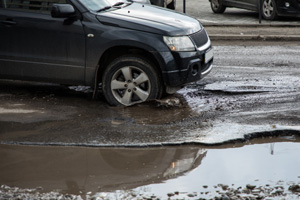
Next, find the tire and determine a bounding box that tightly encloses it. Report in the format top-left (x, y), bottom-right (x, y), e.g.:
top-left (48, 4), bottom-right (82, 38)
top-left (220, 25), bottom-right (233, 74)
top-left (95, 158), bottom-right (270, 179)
top-left (210, 0), bottom-right (226, 13)
top-left (157, 0), bottom-right (166, 7)
top-left (262, 0), bottom-right (278, 20)
top-left (167, 0), bottom-right (176, 10)
top-left (102, 56), bottom-right (162, 106)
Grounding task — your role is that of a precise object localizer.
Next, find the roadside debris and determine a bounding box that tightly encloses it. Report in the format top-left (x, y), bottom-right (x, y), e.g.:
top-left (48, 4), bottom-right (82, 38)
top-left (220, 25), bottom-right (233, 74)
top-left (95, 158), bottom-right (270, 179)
top-left (2, 182), bottom-right (300, 200)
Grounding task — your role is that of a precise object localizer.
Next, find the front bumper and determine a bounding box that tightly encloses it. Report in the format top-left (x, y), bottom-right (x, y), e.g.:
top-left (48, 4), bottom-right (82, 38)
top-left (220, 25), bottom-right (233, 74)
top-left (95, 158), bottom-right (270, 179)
top-left (161, 41), bottom-right (213, 87)
top-left (276, 0), bottom-right (300, 16)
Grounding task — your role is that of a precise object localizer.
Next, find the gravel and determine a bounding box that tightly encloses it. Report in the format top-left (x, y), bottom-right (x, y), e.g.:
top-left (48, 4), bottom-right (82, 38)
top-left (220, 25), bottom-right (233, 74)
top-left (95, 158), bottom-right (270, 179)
top-left (1, 182), bottom-right (300, 200)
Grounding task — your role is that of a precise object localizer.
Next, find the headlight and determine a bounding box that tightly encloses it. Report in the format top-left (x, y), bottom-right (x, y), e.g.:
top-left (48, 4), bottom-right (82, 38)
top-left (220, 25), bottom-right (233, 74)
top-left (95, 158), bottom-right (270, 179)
top-left (163, 36), bottom-right (195, 52)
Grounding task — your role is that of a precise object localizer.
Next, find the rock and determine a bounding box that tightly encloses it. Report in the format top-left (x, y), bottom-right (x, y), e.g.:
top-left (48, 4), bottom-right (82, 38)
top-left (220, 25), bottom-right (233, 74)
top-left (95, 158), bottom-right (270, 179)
top-left (271, 189), bottom-right (284, 196)
top-left (221, 195), bottom-right (230, 200)
top-left (167, 193), bottom-right (174, 197)
top-left (246, 184), bottom-right (256, 190)
top-left (242, 188), bottom-right (250, 194)
top-left (155, 97), bottom-right (181, 107)
top-left (289, 184), bottom-right (300, 193)
top-left (218, 184), bottom-right (229, 191)
top-left (187, 193), bottom-right (197, 197)
top-left (252, 189), bottom-right (261, 194)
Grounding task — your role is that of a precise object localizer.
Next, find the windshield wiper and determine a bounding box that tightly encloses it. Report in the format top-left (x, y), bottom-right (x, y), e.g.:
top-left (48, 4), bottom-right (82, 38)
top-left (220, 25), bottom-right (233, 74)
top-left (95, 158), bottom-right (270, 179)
top-left (97, 2), bottom-right (126, 12)
top-left (112, 2), bottom-right (126, 7)
top-left (97, 6), bottom-right (112, 12)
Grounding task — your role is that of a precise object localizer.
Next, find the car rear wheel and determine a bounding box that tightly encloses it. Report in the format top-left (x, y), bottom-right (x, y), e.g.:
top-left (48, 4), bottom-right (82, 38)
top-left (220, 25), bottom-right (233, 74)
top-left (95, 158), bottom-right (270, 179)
top-left (102, 56), bottom-right (162, 106)
top-left (262, 0), bottom-right (277, 20)
top-left (210, 0), bottom-right (226, 13)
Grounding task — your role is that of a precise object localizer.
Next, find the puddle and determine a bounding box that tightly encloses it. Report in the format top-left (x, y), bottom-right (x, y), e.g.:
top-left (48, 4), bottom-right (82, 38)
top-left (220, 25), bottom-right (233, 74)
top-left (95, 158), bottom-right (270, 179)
top-left (0, 135), bottom-right (299, 199)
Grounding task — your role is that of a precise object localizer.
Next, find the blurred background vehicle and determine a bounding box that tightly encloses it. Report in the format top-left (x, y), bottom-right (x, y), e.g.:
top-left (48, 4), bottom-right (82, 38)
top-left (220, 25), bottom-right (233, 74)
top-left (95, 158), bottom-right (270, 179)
top-left (209, 0), bottom-right (300, 20)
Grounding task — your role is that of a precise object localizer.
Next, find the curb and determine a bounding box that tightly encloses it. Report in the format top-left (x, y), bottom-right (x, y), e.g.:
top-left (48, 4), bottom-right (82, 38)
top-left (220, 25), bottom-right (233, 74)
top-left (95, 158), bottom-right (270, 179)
top-left (202, 24), bottom-right (300, 28)
top-left (209, 34), bottom-right (300, 41)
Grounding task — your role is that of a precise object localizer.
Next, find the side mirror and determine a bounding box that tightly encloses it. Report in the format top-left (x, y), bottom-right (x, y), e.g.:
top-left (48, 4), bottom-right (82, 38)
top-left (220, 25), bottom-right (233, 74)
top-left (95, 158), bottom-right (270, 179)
top-left (51, 4), bottom-right (75, 18)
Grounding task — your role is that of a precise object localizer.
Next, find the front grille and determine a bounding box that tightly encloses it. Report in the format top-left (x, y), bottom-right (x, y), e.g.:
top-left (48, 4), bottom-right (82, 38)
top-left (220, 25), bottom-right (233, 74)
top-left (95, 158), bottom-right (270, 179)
top-left (189, 29), bottom-right (208, 48)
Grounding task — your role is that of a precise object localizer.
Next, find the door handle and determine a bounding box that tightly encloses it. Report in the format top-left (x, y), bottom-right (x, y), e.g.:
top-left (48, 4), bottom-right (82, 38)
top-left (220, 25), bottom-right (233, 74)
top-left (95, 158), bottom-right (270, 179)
top-left (0, 19), bottom-right (17, 25)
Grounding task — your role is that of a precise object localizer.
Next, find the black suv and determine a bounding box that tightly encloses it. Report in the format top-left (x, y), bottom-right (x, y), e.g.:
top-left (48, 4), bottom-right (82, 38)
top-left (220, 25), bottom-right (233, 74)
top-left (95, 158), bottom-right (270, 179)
top-left (0, 0), bottom-right (213, 106)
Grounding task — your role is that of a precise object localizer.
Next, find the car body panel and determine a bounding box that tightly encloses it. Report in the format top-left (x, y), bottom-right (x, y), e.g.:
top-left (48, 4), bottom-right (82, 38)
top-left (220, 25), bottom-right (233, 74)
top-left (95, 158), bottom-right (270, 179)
top-left (275, 0), bottom-right (300, 17)
top-left (0, 0), bottom-right (212, 97)
top-left (81, 12), bottom-right (173, 85)
top-left (0, 9), bottom-right (86, 85)
top-left (96, 3), bottom-right (201, 36)
top-left (223, 0), bottom-right (257, 11)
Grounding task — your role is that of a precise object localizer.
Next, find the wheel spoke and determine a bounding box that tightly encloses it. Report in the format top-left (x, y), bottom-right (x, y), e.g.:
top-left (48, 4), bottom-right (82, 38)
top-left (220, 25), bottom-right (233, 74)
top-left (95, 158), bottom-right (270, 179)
top-left (263, 1), bottom-right (267, 7)
top-left (212, 0), bottom-right (219, 8)
top-left (263, 1), bottom-right (271, 17)
top-left (121, 67), bottom-right (132, 82)
top-left (134, 87), bottom-right (149, 101)
top-left (121, 90), bottom-right (133, 105)
top-left (111, 80), bottom-right (126, 90)
top-left (134, 72), bottom-right (149, 85)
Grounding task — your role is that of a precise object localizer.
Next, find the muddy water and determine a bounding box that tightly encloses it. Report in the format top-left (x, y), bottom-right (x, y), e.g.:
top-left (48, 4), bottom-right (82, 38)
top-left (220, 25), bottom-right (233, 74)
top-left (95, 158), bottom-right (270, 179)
top-left (0, 136), bottom-right (299, 199)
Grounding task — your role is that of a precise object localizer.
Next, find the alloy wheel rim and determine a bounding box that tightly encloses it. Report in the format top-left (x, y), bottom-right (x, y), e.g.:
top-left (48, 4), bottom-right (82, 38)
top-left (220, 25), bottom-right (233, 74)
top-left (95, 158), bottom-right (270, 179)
top-left (263, 0), bottom-right (274, 17)
top-left (110, 66), bottom-right (151, 106)
top-left (211, 0), bottom-right (220, 9)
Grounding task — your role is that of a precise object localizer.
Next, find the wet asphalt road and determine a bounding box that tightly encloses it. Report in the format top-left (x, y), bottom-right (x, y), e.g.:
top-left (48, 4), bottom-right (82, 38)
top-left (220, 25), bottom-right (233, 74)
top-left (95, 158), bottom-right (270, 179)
top-left (0, 42), bottom-right (299, 147)
top-left (1, 3), bottom-right (300, 199)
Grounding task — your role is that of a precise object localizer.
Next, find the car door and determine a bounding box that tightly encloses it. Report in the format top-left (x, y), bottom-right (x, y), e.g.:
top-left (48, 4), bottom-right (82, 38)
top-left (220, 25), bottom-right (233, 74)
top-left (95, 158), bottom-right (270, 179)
top-left (225, 0), bottom-right (257, 11)
top-left (0, 0), bottom-right (86, 85)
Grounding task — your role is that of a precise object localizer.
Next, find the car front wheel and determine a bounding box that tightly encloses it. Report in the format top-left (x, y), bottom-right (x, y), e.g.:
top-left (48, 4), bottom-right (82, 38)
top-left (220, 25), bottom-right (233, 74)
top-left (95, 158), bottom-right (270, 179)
top-left (102, 56), bottom-right (162, 106)
top-left (157, 0), bottom-right (167, 7)
top-left (262, 0), bottom-right (277, 20)
top-left (210, 0), bottom-right (226, 13)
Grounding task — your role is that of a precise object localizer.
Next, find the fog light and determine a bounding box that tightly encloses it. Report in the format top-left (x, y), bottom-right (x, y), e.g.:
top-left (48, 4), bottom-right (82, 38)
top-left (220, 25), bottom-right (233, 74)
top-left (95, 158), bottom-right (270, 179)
top-left (285, 2), bottom-right (290, 7)
top-left (191, 64), bottom-right (199, 76)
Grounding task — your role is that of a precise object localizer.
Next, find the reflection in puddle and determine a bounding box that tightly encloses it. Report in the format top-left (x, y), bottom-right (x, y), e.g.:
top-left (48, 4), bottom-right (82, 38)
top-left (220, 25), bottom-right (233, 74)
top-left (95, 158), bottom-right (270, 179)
top-left (0, 145), bottom-right (206, 195)
top-left (142, 139), bottom-right (300, 199)
top-left (0, 136), bottom-right (299, 199)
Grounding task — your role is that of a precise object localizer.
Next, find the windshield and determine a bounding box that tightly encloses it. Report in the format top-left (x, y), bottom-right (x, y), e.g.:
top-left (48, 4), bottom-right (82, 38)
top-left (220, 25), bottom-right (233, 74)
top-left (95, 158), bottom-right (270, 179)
top-left (78, 0), bottom-right (129, 11)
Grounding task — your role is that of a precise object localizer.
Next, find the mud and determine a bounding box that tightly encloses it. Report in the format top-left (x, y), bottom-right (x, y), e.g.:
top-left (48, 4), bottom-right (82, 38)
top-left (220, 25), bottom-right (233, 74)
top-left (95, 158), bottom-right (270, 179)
top-left (0, 136), bottom-right (299, 199)
top-left (0, 45), bottom-right (300, 147)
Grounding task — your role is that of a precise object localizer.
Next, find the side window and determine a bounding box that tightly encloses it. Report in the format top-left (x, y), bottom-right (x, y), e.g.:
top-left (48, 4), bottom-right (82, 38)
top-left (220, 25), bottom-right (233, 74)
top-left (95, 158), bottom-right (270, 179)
top-left (3, 0), bottom-right (67, 14)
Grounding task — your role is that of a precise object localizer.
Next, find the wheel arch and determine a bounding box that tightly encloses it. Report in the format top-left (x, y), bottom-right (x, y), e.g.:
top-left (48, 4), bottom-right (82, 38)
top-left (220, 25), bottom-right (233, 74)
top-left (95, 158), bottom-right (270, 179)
top-left (99, 46), bottom-right (164, 82)
top-left (92, 45), bottom-right (166, 99)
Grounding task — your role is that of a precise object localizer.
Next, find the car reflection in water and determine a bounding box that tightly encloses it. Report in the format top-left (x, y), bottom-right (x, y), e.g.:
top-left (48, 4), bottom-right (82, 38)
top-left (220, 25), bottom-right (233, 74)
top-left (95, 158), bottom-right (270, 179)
top-left (0, 145), bottom-right (207, 195)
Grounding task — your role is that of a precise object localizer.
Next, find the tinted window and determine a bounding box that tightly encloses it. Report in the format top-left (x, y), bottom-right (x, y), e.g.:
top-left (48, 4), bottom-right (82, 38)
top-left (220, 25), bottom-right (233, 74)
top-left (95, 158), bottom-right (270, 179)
top-left (2, 0), bottom-right (67, 13)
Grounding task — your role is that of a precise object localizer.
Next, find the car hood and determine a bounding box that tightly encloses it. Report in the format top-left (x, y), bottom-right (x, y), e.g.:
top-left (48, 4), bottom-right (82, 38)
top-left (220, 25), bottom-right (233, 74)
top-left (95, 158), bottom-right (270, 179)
top-left (96, 3), bottom-right (202, 36)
